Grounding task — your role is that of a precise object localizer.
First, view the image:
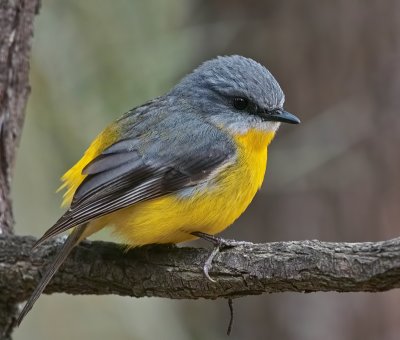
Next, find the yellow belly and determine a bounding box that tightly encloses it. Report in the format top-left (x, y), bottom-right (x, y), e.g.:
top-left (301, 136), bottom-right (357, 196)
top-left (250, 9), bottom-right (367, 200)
top-left (87, 129), bottom-right (275, 245)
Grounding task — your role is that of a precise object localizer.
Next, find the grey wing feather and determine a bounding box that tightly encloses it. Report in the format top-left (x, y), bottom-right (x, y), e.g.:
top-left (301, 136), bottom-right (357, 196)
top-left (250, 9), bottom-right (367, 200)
top-left (101, 138), bottom-right (140, 154)
top-left (76, 156), bottom-right (145, 202)
top-left (82, 151), bottom-right (136, 175)
top-left (34, 134), bottom-right (234, 247)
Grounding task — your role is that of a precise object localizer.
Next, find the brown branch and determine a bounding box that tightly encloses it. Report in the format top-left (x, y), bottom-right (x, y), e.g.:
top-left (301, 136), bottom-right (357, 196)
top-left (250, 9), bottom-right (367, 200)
top-left (0, 0), bottom-right (40, 337)
top-left (1, 235), bottom-right (400, 305)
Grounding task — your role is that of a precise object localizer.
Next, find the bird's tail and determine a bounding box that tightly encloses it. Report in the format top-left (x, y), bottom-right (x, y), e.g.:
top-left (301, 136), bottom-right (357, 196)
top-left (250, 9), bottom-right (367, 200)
top-left (16, 224), bottom-right (87, 326)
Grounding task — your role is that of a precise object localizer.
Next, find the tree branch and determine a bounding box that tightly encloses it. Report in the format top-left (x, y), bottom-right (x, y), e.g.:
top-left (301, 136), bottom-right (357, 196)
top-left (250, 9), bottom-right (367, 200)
top-left (2, 235), bottom-right (400, 305)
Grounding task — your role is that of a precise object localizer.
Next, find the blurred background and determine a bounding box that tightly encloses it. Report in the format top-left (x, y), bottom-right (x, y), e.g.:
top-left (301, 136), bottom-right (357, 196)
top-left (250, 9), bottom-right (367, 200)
top-left (12, 0), bottom-right (400, 339)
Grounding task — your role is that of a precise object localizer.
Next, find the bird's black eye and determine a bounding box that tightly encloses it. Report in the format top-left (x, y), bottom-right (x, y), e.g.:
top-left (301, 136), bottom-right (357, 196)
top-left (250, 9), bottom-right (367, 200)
top-left (233, 97), bottom-right (248, 110)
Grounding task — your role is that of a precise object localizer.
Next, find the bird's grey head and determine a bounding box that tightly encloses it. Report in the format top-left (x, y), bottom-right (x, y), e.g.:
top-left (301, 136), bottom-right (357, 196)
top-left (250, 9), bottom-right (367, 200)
top-left (169, 55), bottom-right (299, 133)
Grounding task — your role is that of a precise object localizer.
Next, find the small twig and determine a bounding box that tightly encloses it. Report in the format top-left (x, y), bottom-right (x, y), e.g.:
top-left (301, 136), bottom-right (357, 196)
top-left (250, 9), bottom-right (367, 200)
top-left (227, 298), bottom-right (234, 336)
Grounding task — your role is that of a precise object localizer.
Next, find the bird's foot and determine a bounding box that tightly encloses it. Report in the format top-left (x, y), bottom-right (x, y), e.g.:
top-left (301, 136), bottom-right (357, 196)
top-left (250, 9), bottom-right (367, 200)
top-left (191, 231), bottom-right (249, 282)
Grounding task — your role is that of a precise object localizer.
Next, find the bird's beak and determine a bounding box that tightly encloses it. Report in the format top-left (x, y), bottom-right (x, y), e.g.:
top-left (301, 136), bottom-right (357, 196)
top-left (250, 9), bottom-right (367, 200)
top-left (264, 109), bottom-right (300, 124)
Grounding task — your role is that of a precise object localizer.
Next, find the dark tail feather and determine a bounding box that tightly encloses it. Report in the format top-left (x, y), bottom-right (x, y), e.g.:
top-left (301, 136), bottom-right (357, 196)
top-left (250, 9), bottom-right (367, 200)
top-left (32, 213), bottom-right (75, 250)
top-left (16, 224), bottom-right (87, 326)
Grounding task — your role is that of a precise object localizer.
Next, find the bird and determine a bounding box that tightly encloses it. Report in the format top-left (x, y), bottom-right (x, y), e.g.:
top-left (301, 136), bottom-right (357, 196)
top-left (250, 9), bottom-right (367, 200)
top-left (16, 55), bottom-right (300, 325)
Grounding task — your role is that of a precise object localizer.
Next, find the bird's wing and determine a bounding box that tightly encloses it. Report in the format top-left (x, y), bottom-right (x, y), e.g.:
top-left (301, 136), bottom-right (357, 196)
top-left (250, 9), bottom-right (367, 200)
top-left (35, 134), bottom-right (234, 246)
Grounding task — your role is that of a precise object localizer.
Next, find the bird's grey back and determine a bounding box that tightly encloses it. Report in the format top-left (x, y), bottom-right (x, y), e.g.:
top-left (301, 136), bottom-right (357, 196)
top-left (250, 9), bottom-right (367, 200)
top-left (117, 97), bottom-right (236, 167)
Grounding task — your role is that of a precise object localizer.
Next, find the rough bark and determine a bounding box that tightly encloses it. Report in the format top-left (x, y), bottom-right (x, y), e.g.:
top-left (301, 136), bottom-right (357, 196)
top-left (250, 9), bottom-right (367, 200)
top-left (0, 0), bottom-right (39, 338)
top-left (1, 235), bottom-right (400, 304)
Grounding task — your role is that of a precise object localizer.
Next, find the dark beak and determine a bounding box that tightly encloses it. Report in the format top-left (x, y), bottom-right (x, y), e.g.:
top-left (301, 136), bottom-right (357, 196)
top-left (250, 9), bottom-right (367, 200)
top-left (260, 109), bottom-right (301, 124)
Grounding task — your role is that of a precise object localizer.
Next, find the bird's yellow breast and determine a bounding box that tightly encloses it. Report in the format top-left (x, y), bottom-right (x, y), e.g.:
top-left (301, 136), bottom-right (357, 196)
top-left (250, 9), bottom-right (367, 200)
top-left (88, 129), bottom-right (275, 246)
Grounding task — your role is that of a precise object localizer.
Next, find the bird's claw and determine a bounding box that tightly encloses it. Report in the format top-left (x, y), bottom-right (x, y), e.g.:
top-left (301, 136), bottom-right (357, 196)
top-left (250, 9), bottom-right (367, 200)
top-left (192, 231), bottom-right (248, 282)
top-left (203, 246), bottom-right (220, 282)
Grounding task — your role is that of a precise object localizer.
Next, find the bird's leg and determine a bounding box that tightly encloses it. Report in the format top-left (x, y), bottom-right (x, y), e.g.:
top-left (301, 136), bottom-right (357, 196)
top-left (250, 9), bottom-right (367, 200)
top-left (191, 231), bottom-right (250, 282)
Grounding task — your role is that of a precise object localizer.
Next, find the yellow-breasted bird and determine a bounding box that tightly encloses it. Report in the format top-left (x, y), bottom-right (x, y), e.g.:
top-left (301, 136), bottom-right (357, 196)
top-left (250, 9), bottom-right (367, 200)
top-left (17, 55), bottom-right (300, 324)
